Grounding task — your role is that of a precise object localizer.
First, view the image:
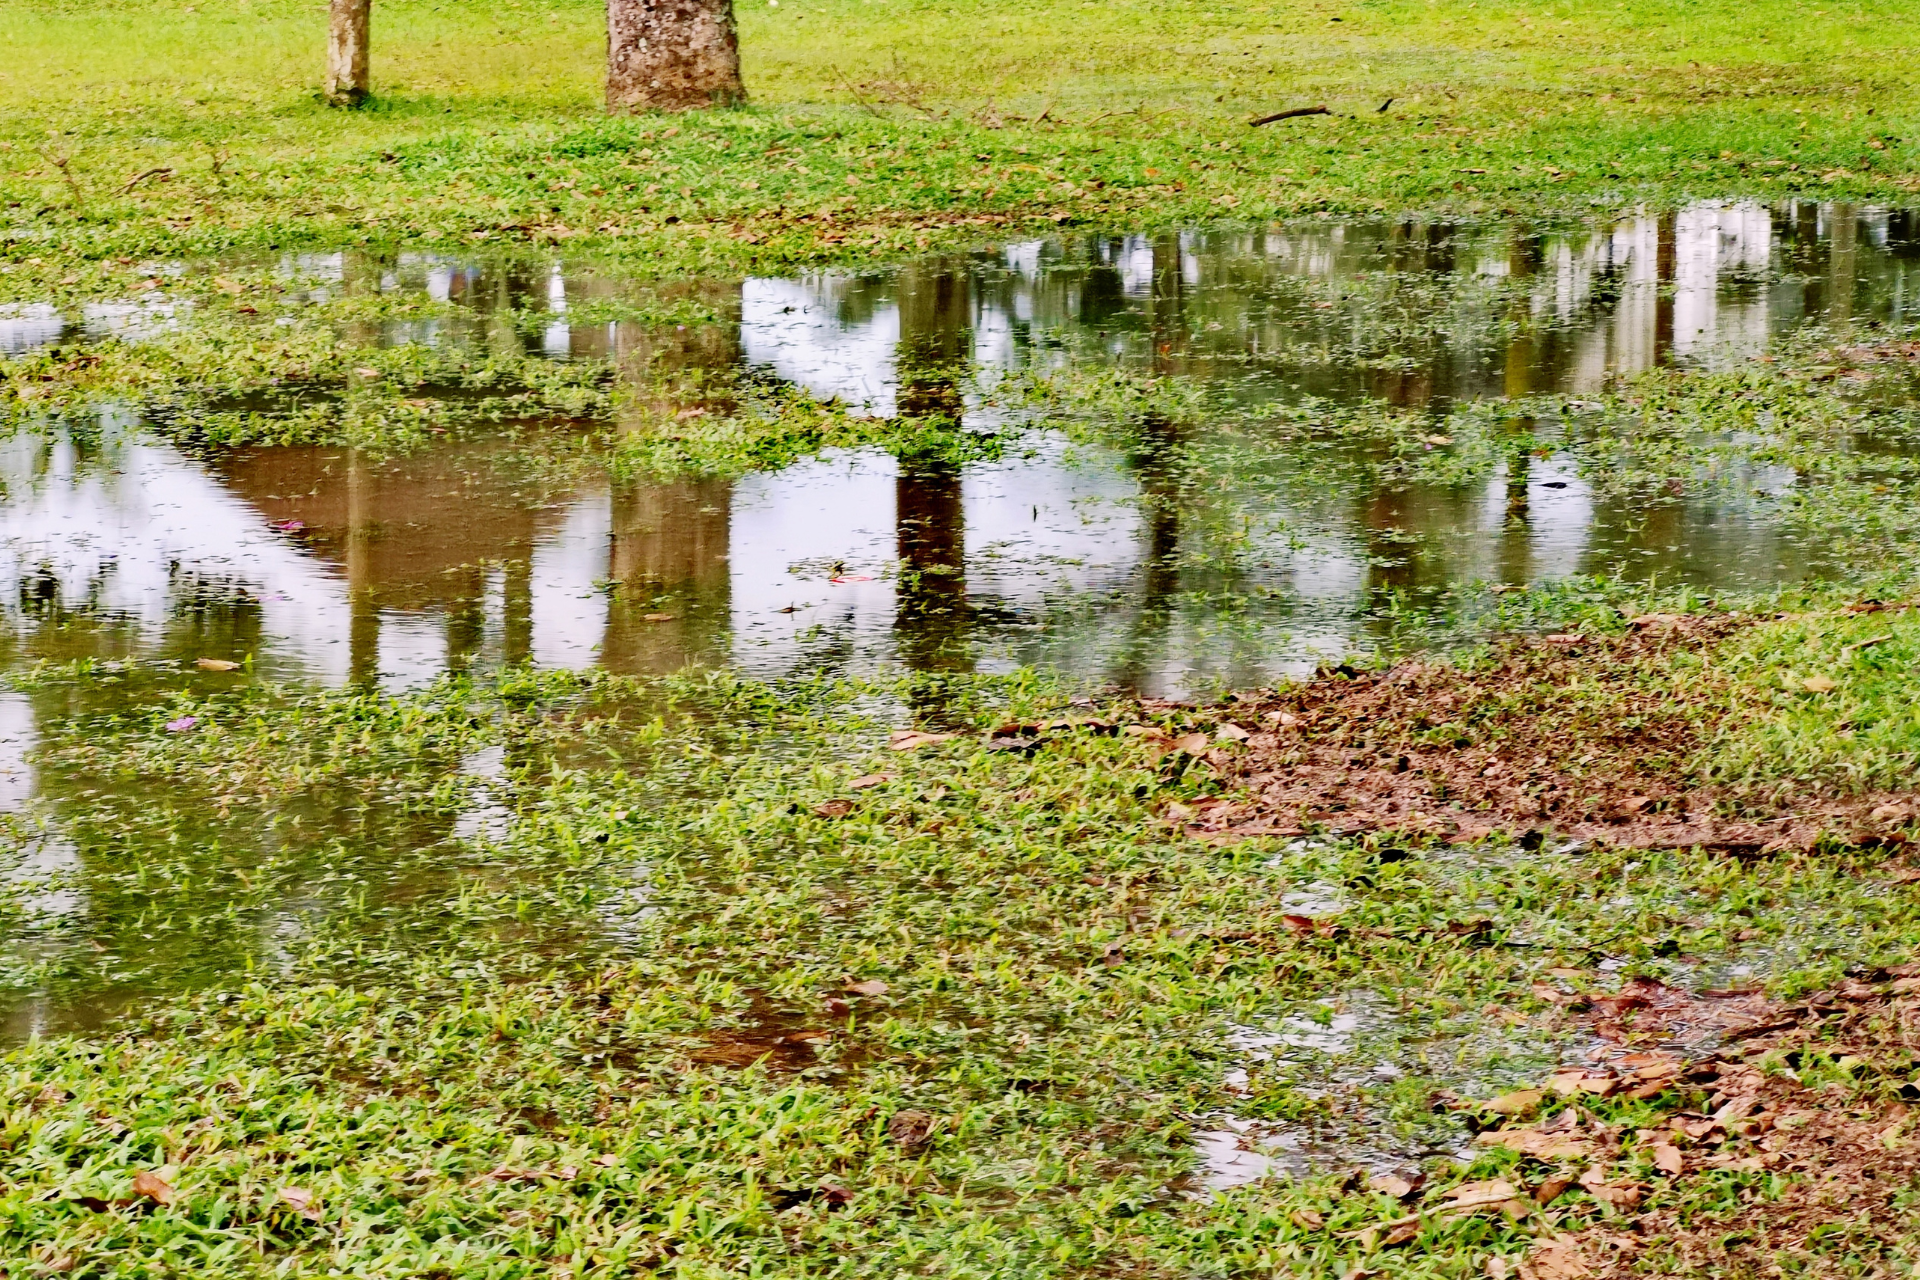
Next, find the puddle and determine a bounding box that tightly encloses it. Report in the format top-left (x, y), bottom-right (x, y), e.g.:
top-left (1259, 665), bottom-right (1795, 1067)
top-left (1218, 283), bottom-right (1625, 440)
top-left (1192, 985), bottom-right (1588, 1191)
top-left (5, 202), bottom-right (1918, 697)
top-left (3, 199), bottom-right (1919, 1038)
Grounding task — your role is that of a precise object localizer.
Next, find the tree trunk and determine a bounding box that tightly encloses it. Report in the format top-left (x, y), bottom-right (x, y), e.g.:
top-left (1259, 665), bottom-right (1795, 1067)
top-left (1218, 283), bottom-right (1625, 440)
top-left (326, 0), bottom-right (370, 106)
top-left (607, 0), bottom-right (743, 113)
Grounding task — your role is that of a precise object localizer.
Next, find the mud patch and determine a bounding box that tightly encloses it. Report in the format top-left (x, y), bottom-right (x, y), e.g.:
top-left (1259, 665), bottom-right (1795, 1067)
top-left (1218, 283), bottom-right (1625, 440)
top-left (1174, 613), bottom-right (1920, 852)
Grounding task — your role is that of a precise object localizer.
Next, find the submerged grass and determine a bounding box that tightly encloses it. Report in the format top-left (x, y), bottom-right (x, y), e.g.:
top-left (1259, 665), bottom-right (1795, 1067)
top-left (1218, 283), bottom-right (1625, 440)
top-left (4, 630), bottom-right (1920, 1273)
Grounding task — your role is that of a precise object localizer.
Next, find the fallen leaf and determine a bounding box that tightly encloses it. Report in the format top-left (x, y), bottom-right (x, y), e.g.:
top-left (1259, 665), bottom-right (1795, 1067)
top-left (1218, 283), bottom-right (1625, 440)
top-left (1545, 633), bottom-right (1586, 645)
top-left (1172, 732), bottom-right (1211, 754)
top-left (1577, 1167), bottom-right (1643, 1211)
top-left (812, 800), bottom-right (854, 819)
top-left (1482, 1089), bottom-right (1544, 1117)
top-left (132, 1170), bottom-right (177, 1207)
top-left (592, 1153), bottom-right (619, 1167)
top-left (277, 1186), bottom-right (322, 1221)
top-left (642, 613), bottom-right (677, 622)
top-left (1213, 723), bottom-right (1251, 742)
top-left (1802, 675), bottom-right (1837, 693)
top-left (195, 658), bottom-right (240, 671)
top-left (164, 716), bottom-right (198, 733)
top-left (1475, 1128), bottom-right (1590, 1160)
top-left (846, 979), bottom-right (888, 997)
top-left (848, 773), bottom-right (893, 789)
top-left (1382, 1222), bottom-right (1419, 1245)
top-left (1546, 1069), bottom-right (1589, 1096)
top-left (888, 730), bottom-right (957, 751)
top-left (1525, 1240), bottom-right (1592, 1279)
top-left (354, 366), bottom-right (382, 378)
top-left (1534, 1175), bottom-right (1573, 1204)
top-left (888, 1109), bottom-right (936, 1149)
top-left (1446, 1178), bottom-right (1516, 1203)
top-left (1263, 710), bottom-right (1301, 727)
top-left (1290, 1206), bottom-right (1325, 1229)
top-left (1368, 1174), bottom-right (1414, 1199)
top-left (1650, 1141), bottom-right (1684, 1175)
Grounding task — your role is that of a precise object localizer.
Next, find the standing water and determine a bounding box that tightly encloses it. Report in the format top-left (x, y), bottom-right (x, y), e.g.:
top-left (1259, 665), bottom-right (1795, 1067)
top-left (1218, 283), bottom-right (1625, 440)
top-left (1, 198), bottom-right (1916, 1033)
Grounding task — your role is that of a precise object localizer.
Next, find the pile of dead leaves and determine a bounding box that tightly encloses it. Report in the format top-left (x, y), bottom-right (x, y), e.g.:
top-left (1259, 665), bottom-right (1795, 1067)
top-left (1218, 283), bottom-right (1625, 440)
top-left (1330, 967), bottom-right (1920, 1277)
top-left (1132, 611), bottom-right (1920, 853)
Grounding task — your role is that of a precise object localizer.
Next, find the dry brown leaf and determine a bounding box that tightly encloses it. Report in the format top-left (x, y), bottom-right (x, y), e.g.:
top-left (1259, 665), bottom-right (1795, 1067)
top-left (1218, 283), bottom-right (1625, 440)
top-left (888, 730), bottom-right (957, 751)
top-left (132, 1170), bottom-right (176, 1206)
top-left (1546, 1069), bottom-right (1589, 1096)
top-left (1525, 1239), bottom-right (1592, 1279)
top-left (1214, 723), bottom-right (1251, 742)
top-left (642, 613), bottom-right (677, 623)
top-left (195, 657), bottom-right (240, 671)
top-left (1650, 1141), bottom-right (1685, 1175)
top-left (848, 773), bottom-right (894, 790)
top-left (1483, 1089), bottom-right (1544, 1116)
top-left (1290, 1207), bottom-right (1325, 1229)
top-left (887, 1108), bottom-right (935, 1149)
top-left (1172, 732), bottom-right (1211, 754)
top-left (1577, 1167), bottom-right (1644, 1211)
top-left (1447, 1178), bottom-right (1517, 1203)
top-left (1382, 1222), bottom-right (1419, 1245)
top-left (277, 1186), bottom-right (322, 1221)
top-left (1368, 1174), bottom-right (1415, 1199)
top-left (1534, 1175), bottom-right (1574, 1204)
top-left (1802, 675), bottom-right (1837, 693)
top-left (846, 979), bottom-right (889, 997)
top-left (812, 800), bottom-right (854, 819)
top-left (1475, 1128), bottom-right (1590, 1161)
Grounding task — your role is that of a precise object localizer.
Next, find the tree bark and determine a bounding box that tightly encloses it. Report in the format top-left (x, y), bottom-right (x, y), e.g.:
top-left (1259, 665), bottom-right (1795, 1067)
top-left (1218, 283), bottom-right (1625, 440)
top-left (607, 0), bottom-right (743, 113)
top-left (326, 0), bottom-right (370, 106)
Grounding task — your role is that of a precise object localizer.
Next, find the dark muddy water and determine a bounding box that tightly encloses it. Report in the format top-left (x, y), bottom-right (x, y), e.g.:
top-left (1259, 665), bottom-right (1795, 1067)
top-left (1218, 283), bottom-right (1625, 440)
top-left (1, 198), bottom-right (1917, 1040)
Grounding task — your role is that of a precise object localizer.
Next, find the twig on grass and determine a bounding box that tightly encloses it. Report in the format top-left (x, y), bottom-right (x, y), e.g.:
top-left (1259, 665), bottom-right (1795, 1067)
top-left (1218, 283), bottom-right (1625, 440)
top-left (36, 146), bottom-right (87, 204)
top-left (1338, 1191), bottom-right (1526, 1239)
top-left (120, 167), bottom-right (174, 195)
top-left (1248, 105), bottom-right (1331, 126)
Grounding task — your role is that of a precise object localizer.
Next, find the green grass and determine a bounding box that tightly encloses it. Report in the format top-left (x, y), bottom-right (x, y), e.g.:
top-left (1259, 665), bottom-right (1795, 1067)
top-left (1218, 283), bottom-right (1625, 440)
top-left (2, 0), bottom-right (1917, 275)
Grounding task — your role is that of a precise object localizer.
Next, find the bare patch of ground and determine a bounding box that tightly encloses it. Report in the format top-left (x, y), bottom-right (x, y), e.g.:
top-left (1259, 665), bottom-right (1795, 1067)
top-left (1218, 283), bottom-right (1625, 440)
top-left (1149, 612), bottom-right (1920, 853)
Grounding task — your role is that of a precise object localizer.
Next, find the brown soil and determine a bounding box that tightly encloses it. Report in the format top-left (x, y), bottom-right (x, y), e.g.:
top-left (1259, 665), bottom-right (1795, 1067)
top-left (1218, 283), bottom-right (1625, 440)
top-left (1157, 613), bottom-right (1919, 853)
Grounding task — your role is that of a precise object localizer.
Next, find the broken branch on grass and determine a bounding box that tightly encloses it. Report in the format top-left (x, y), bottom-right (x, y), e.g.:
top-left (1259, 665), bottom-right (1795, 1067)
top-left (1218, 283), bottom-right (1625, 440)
top-left (1339, 1191), bottom-right (1524, 1238)
top-left (120, 167), bottom-right (174, 195)
top-left (36, 147), bottom-right (86, 204)
top-left (1248, 105), bottom-right (1331, 126)
top-left (830, 67), bottom-right (888, 119)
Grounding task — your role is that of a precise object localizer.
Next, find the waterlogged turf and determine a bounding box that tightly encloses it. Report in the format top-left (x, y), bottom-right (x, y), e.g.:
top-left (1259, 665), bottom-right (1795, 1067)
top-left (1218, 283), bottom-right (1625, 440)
top-left (7, 0), bottom-right (1920, 1260)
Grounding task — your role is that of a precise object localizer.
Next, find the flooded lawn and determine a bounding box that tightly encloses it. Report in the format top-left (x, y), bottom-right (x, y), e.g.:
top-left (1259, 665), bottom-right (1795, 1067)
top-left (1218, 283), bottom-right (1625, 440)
top-left (5, 200), bottom-right (1920, 1225)
top-left (4, 200), bottom-right (1915, 695)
